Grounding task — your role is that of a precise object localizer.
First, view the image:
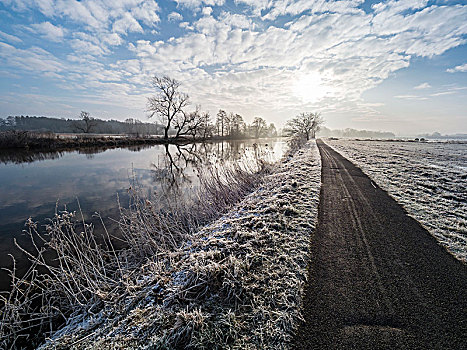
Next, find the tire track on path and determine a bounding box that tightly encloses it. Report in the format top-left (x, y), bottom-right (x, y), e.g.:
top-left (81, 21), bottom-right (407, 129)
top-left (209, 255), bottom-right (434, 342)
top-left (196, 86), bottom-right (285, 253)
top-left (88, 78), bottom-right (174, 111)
top-left (294, 140), bottom-right (467, 349)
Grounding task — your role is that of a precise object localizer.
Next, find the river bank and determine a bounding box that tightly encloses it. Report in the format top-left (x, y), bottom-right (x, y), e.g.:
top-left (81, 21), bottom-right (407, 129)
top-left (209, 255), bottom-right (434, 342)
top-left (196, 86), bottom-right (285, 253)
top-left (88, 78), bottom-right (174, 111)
top-left (31, 141), bottom-right (321, 349)
top-left (0, 130), bottom-right (278, 151)
top-left (0, 130), bottom-right (212, 152)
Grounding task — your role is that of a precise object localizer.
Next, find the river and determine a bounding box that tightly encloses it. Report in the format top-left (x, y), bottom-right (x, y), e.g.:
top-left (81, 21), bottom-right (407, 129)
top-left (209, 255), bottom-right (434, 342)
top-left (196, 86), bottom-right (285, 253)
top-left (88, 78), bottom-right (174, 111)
top-left (0, 139), bottom-right (287, 290)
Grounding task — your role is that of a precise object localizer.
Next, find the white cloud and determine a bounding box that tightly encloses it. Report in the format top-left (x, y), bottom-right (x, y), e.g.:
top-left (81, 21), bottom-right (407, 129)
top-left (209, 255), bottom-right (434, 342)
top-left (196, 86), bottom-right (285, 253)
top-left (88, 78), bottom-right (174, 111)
top-left (100, 33), bottom-right (123, 47)
top-left (6, 0), bottom-right (161, 34)
top-left (0, 41), bottom-right (64, 73)
top-left (372, 0), bottom-right (429, 14)
top-left (430, 91), bottom-right (456, 97)
top-left (30, 21), bottom-right (66, 42)
top-left (202, 7), bottom-right (213, 16)
top-left (112, 13), bottom-right (144, 34)
top-left (168, 12), bottom-right (183, 22)
top-left (220, 11), bottom-right (253, 29)
top-left (414, 82), bottom-right (431, 90)
top-left (131, 0), bottom-right (160, 27)
top-left (175, 0), bottom-right (225, 9)
top-left (0, 30), bottom-right (23, 43)
top-left (394, 94), bottom-right (427, 100)
top-left (70, 39), bottom-right (108, 56)
top-left (261, 0), bottom-right (364, 20)
top-left (447, 63), bottom-right (467, 73)
top-left (179, 22), bottom-right (194, 30)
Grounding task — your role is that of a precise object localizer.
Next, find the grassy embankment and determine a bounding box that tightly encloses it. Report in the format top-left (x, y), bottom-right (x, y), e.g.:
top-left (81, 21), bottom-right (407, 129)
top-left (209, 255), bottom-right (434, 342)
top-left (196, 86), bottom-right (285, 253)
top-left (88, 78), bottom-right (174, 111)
top-left (1, 138), bottom-right (321, 349)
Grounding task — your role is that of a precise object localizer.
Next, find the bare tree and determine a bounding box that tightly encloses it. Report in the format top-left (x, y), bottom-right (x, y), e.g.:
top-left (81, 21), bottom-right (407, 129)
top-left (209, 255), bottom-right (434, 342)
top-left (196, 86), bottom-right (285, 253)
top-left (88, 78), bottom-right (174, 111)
top-left (171, 106), bottom-right (200, 139)
top-left (267, 123), bottom-right (277, 137)
top-left (199, 112), bottom-right (214, 140)
top-left (285, 112), bottom-right (323, 140)
top-left (250, 116), bottom-right (267, 139)
top-left (74, 111), bottom-right (97, 133)
top-left (147, 76), bottom-right (189, 140)
top-left (216, 110), bottom-right (226, 137)
top-left (230, 114), bottom-right (245, 138)
top-left (125, 118), bottom-right (136, 136)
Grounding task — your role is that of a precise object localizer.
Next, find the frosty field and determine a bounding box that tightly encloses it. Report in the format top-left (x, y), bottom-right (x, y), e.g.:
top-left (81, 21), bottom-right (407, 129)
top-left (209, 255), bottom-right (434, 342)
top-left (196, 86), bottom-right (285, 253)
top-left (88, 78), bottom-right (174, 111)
top-left (325, 139), bottom-right (467, 262)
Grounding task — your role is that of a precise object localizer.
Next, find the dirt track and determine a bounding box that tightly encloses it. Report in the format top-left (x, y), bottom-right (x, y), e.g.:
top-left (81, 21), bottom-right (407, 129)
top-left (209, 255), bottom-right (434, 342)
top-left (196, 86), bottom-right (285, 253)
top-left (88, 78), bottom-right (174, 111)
top-left (295, 140), bottom-right (467, 349)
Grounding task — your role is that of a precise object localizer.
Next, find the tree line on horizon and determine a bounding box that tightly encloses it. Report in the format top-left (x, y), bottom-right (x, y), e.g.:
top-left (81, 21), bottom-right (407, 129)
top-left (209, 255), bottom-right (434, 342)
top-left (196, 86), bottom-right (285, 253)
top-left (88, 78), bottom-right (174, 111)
top-left (0, 115), bottom-right (164, 136)
top-left (0, 112), bottom-right (279, 140)
top-left (0, 76), bottom-right (278, 140)
top-left (317, 126), bottom-right (395, 139)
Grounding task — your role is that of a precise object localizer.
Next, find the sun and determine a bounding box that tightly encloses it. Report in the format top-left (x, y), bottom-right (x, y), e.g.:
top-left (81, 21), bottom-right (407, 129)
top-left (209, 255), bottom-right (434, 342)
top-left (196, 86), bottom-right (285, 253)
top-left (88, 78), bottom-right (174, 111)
top-left (292, 72), bottom-right (328, 103)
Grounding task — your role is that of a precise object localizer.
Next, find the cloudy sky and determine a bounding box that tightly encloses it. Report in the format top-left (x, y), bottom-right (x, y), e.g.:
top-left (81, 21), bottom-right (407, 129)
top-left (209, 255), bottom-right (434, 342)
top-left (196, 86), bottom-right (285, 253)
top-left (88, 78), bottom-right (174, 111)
top-left (0, 0), bottom-right (466, 135)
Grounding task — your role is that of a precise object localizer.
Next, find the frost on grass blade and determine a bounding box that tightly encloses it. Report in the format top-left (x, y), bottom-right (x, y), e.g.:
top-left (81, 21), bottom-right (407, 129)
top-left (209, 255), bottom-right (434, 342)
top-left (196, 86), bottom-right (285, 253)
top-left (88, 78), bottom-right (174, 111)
top-left (34, 141), bottom-right (321, 349)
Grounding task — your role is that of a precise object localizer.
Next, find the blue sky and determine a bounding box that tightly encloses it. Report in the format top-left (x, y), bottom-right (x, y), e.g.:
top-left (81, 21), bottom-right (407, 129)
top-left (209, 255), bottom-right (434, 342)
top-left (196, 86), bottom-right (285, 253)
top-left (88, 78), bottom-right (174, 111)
top-left (0, 0), bottom-right (466, 135)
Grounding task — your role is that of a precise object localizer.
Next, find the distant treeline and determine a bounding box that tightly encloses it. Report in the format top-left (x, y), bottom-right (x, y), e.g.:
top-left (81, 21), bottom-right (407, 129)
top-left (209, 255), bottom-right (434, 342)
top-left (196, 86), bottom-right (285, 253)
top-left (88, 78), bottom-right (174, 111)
top-left (0, 114), bottom-right (279, 139)
top-left (317, 126), bottom-right (395, 138)
top-left (417, 132), bottom-right (467, 140)
top-left (0, 115), bottom-right (163, 136)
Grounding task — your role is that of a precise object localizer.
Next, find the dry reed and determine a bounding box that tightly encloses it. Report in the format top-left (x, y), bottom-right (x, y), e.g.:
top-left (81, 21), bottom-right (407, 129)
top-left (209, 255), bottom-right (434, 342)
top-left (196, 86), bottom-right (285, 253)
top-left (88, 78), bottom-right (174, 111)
top-left (0, 154), bottom-right (273, 349)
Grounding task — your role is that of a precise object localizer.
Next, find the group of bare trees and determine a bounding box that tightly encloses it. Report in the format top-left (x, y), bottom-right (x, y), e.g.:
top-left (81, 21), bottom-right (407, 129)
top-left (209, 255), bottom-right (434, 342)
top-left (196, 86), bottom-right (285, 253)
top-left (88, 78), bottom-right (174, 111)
top-left (76, 75), bottom-right (319, 141)
top-left (284, 112), bottom-right (323, 140)
top-left (147, 76), bottom-right (212, 140)
top-left (147, 76), bottom-right (277, 141)
top-left (64, 75), bottom-right (323, 141)
top-left (215, 111), bottom-right (277, 139)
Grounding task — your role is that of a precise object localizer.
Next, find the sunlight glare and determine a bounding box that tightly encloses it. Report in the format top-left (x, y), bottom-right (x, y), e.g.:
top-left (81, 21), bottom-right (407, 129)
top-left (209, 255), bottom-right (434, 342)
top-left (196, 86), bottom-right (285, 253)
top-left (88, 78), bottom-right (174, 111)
top-left (293, 72), bottom-right (327, 103)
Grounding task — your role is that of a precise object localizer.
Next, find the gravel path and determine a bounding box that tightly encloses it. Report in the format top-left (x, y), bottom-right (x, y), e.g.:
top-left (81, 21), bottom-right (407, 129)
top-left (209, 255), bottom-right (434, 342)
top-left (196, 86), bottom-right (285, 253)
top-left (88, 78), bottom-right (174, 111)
top-left (295, 140), bottom-right (467, 349)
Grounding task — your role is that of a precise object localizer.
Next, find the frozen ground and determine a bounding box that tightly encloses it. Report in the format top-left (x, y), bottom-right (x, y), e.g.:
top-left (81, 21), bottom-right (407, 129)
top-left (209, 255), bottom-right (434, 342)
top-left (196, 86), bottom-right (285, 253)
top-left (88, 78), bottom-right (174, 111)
top-left (39, 141), bottom-right (321, 349)
top-left (325, 139), bottom-right (467, 262)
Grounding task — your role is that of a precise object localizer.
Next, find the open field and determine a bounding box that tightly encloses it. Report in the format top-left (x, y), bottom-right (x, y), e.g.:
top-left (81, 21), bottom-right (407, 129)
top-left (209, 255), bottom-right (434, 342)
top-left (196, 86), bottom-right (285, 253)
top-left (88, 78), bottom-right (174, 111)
top-left (325, 139), bottom-right (467, 261)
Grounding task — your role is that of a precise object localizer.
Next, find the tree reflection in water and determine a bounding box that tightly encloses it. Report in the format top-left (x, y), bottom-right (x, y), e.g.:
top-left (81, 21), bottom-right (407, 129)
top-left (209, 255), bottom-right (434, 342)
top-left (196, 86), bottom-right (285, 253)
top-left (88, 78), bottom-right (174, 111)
top-left (0, 139), bottom-right (284, 292)
top-left (0, 149), bottom-right (65, 164)
top-left (150, 141), bottom-right (277, 192)
top-left (0, 144), bottom-right (155, 165)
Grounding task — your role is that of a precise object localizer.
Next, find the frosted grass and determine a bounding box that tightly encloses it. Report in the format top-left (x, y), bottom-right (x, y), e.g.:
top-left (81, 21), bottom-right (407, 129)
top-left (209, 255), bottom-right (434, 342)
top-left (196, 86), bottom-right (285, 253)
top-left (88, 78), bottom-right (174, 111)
top-left (36, 141), bottom-right (321, 349)
top-left (325, 139), bottom-right (467, 262)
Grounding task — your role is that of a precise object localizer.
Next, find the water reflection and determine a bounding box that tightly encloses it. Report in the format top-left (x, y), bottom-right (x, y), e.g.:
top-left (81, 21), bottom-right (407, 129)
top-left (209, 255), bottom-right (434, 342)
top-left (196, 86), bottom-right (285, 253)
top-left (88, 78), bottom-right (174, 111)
top-left (151, 144), bottom-right (201, 188)
top-left (150, 141), bottom-right (278, 191)
top-left (0, 139), bottom-right (286, 290)
top-left (0, 145), bottom-right (156, 165)
top-left (0, 149), bottom-right (65, 164)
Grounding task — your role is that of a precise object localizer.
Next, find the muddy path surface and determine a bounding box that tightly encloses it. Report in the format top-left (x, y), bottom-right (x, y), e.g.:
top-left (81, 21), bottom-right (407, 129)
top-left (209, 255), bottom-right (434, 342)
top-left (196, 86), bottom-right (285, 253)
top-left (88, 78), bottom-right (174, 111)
top-left (295, 140), bottom-right (466, 349)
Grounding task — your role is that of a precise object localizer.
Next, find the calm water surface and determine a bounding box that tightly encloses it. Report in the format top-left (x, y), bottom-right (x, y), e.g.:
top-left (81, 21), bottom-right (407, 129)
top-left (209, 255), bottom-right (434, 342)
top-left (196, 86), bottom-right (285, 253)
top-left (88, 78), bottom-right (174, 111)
top-left (0, 139), bottom-right (286, 289)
